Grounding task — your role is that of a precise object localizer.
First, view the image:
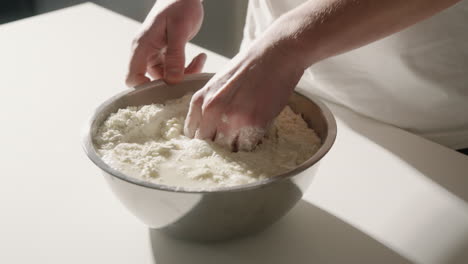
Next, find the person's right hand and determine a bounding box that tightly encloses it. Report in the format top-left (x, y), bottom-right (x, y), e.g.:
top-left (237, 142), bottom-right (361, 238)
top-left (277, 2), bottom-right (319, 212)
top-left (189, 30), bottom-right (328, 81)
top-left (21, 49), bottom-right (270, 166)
top-left (126, 0), bottom-right (206, 87)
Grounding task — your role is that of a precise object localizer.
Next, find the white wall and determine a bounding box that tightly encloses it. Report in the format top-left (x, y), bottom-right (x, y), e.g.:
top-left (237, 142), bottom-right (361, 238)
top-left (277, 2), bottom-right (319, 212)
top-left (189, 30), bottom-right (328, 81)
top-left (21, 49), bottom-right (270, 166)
top-left (193, 0), bottom-right (248, 57)
top-left (35, 0), bottom-right (154, 21)
top-left (35, 0), bottom-right (248, 57)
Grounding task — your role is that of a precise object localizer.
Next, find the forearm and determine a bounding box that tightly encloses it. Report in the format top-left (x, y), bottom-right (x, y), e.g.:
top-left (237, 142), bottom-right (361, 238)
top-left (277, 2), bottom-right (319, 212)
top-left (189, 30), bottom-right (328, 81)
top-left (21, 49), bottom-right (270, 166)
top-left (266, 0), bottom-right (461, 69)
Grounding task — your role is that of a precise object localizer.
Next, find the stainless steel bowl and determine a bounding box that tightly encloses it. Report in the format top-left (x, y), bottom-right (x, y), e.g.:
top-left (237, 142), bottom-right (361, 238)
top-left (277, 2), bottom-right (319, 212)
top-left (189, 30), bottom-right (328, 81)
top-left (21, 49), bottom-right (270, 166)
top-left (82, 73), bottom-right (336, 242)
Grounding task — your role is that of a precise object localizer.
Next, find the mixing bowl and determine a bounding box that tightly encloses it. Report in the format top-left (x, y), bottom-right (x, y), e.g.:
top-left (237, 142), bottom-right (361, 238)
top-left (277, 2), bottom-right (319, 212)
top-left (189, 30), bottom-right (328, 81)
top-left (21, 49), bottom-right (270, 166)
top-left (82, 73), bottom-right (336, 242)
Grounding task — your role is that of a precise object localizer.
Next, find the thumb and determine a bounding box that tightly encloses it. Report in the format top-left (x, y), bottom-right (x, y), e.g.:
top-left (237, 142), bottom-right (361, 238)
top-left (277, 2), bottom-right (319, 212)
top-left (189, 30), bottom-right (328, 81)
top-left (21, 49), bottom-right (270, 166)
top-left (164, 28), bottom-right (186, 84)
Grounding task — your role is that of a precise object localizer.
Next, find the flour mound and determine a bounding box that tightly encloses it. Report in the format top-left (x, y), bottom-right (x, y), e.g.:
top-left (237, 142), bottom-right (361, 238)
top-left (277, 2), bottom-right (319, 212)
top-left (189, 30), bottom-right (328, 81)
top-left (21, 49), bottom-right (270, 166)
top-left (94, 94), bottom-right (321, 190)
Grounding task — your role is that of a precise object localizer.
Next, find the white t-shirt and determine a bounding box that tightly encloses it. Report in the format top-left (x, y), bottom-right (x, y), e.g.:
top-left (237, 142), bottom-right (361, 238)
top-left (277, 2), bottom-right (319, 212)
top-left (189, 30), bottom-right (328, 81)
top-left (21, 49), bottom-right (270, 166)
top-left (241, 0), bottom-right (468, 149)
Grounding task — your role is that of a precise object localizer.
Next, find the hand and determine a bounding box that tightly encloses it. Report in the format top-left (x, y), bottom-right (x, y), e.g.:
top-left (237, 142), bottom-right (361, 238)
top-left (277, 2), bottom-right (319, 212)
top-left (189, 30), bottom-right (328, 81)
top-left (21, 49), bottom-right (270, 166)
top-left (184, 37), bottom-right (305, 151)
top-left (126, 0), bottom-right (206, 87)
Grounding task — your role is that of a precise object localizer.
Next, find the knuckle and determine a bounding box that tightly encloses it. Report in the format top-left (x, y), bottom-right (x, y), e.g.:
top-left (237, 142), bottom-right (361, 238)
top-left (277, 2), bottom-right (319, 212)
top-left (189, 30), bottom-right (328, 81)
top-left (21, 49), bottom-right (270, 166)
top-left (201, 98), bottom-right (219, 114)
top-left (131, 37), bottom-right (140, 48)
top-left (131, 37), bottom-right (145, 52)
top-left (170, 18), bottom-right (183, 29)
top-left (165, 47), bottom-right (185, 59)
top-left (168, 15), bottom-right (188, 30)
top-left (131, 29), bottom-right (153, 50)
top-left (190, 92), bottom-right (204, 106)
top-left (164, 53), bottom-right (185, 69)
top-left (125, 77), bottom-right (133, 87)
top-left (125, 74), bottom-right (139, 87)
top-left (131, 32), bottom-right (144, 46)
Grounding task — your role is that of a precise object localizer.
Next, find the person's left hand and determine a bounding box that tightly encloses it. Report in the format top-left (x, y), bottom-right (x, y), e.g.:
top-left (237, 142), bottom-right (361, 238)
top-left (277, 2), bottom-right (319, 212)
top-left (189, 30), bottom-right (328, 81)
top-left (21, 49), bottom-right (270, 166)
top-left (184, 36), bottom-right (305, 151)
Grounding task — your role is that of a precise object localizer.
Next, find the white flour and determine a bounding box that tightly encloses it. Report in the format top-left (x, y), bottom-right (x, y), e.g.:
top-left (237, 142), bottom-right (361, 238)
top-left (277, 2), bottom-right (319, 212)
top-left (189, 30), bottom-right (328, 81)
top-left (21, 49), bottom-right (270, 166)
top-left (94, 94), bottom-right (321, 190)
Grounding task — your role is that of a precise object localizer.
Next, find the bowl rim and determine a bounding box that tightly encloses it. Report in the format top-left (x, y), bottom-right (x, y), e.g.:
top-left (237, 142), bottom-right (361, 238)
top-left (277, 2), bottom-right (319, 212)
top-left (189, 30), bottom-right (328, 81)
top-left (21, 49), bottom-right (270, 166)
top-left (81, 73), bottom-right (337, 194)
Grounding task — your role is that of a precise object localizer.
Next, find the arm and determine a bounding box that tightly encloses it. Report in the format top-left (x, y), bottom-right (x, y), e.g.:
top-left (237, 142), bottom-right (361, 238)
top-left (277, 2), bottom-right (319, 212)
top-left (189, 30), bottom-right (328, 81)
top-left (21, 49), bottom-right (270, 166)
top-left (185, 0), bottom-right (461, 150)
top-left (269, 0), bottom-right (462, 68)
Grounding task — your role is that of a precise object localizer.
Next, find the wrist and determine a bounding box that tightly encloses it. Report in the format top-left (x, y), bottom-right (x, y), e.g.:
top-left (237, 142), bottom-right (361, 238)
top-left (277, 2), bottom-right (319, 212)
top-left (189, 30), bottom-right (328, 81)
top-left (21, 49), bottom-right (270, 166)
top-left (264, 12), bottom-right (325, 70)
top-left (248, 24), bottom-right (309, 74)
top-left (240, 30), bottom-right (305, 94)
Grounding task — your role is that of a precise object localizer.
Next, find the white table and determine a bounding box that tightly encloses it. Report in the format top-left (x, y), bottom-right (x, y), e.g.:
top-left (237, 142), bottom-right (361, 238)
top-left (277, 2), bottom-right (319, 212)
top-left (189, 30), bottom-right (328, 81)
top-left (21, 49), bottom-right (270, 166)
top-left (1, 3), bottom-right (467, 264)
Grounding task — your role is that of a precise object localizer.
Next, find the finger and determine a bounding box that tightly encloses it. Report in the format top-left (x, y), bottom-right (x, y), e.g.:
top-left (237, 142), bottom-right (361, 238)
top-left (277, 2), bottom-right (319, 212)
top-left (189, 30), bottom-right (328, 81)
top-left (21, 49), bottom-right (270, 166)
top-left (147, 65), bottom-right (164, 80)
top-left (184, 53), bottom-right (207, 74)
top-left (214, 116), bottom-right (239, 150)
top-left (224, 111), bottom-right (266, 151)
top-left (165, 22), bottom-right (187, 84)
top-left (196, 121), bottom-right (217, 141)
top-left (147, 52), bottom-right (165, 79)
top-left (237, 126), bottom-right (265, 151)
top-left (214, 131), bottom-right (238, 150)
top-left (184, 95), bottom-right (203, 138)
top-left (196, 105), bottom-right (220, 140)
top-left (126, 42), bottom-right (152, 87)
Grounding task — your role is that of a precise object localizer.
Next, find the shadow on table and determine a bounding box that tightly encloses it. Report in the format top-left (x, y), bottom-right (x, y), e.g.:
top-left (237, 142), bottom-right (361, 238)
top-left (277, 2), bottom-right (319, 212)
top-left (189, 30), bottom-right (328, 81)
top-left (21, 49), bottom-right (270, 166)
top-left (148, 200), bottom-right (413, 264)
top-left (332, 105), bottom-right (468, 205)
top-left (330, 105), bottom-right (468, 264)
